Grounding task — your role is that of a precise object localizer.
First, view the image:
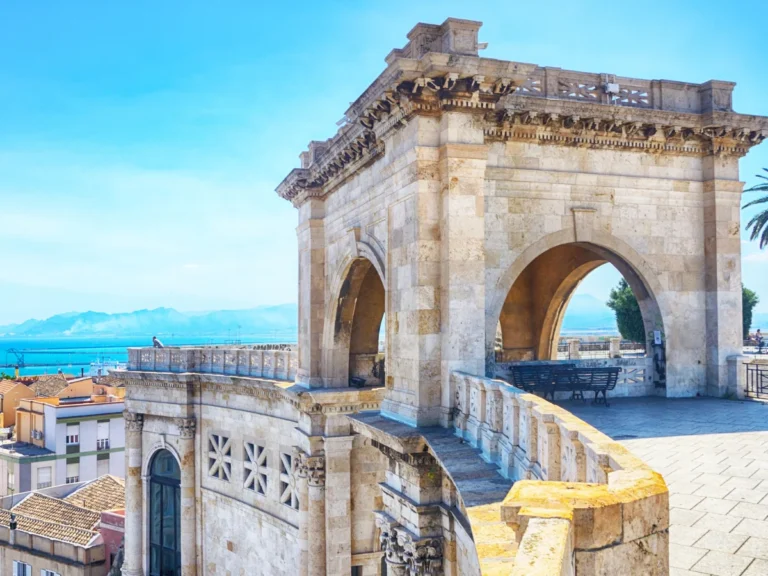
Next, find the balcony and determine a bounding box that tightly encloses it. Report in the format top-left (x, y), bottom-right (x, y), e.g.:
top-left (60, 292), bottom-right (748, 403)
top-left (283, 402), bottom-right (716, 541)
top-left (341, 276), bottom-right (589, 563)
top-left (126, 345), bottom-right (298, 382)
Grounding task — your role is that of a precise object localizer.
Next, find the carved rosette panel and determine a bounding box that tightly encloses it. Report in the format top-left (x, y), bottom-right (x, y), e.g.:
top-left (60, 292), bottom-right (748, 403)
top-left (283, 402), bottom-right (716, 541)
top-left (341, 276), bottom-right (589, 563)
top-left (124, 411), bottom-right (144, 432)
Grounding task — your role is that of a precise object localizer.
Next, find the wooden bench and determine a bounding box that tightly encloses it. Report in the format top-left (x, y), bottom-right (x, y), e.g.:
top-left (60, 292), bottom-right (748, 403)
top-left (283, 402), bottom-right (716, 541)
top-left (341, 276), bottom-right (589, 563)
top-left (573, 367), bottom-right (621, 406)
top-left (509, 364), bottom-right (621, 406)
top-left (510, 363), bottom-right (576, 400)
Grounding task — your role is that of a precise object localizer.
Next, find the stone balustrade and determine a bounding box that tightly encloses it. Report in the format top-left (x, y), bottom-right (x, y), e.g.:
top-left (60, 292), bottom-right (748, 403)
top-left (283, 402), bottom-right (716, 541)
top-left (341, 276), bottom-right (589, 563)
top-left (126, 345), bottom-right (298, 382)
top-left (517, 66), bottom-right (733, 114)
top-left (451, 371), bottom-right (668, 575)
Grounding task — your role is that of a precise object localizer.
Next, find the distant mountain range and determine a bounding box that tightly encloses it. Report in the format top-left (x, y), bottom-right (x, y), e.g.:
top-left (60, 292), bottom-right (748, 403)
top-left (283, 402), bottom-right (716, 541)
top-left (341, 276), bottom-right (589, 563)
top-left (0, 305), bottom-right (298, 338)
top-left (1, 297), bottom-right (764, 339)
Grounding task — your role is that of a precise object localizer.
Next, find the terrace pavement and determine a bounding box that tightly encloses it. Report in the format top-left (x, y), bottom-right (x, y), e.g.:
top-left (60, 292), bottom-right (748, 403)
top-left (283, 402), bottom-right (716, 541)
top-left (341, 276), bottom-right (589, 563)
top-left (566, 397), bottom-right (768, 576)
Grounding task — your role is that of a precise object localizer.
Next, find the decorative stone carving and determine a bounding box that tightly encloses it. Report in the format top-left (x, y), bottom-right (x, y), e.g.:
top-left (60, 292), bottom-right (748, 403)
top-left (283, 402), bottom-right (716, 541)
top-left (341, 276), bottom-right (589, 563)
top-left (176, 417), bottom-right (196, 439)
top-left (376, 514), bottom-right (444, 576)
top-left (294, 451), bottom-right (326, 488)
top-left (124, 411), bottom-right (144, 432)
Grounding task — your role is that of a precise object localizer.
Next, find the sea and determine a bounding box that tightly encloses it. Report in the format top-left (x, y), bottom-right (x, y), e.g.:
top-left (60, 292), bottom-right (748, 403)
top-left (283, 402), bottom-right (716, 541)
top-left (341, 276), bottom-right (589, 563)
top-left (0, 334), bottom-right (297, 378)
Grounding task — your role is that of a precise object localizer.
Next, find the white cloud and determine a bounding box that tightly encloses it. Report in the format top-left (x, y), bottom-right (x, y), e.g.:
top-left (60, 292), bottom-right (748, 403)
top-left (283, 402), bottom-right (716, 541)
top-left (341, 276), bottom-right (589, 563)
top-left (745, 251), bottom-right (768, 263)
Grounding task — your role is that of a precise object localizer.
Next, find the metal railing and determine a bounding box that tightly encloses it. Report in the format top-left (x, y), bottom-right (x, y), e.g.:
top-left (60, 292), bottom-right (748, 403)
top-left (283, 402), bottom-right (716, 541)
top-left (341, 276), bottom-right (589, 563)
top-left (746, 362), bottom-right (768, 399)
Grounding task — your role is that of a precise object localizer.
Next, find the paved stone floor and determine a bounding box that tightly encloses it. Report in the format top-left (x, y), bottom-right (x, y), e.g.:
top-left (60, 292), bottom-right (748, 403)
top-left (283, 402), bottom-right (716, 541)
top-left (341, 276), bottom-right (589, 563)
top-left (566, 397), bottom-right (768, 576)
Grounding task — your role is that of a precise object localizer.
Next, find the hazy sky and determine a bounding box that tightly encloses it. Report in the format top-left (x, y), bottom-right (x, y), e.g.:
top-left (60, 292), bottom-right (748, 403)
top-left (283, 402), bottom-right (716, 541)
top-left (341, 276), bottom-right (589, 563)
top-left (1, 1), bottom-right (766, 325)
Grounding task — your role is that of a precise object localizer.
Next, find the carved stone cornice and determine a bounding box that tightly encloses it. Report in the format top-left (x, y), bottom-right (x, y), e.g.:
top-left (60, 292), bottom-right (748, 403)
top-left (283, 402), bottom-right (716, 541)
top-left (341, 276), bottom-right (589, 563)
top-left (176, 417), bottom-right (196, 439)
top-left (124, 411), bottom-right (144, 432)
top-left (485, 103), bottom-right (766, 158)
top-left (277, 37), bottom-right (768, 207)
top-left (294, 451), bottom-right (326, 488)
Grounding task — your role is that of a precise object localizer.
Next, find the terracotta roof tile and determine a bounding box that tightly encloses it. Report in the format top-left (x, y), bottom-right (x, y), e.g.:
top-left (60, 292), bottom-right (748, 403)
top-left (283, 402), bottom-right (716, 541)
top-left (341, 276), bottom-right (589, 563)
top-left (13, 492), bottom-right (100, 531)
top-left (64, 475), bottom-right (125, 512)
top-left (0, 381), bottom-right (22, 394)
top-left (29, 374), bottom-right (69, 397)
top-left (0, 508), bottom-right (97, 547)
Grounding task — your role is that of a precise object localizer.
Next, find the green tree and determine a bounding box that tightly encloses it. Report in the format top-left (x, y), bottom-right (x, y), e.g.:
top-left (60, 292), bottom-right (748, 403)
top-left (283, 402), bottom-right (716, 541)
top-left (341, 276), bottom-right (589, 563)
top-left (606, 279), bottom-right (645, 343)
top-left (743, 284), bottom-right (760, 339)
top-left (744, 168), bottom-right (768, 249)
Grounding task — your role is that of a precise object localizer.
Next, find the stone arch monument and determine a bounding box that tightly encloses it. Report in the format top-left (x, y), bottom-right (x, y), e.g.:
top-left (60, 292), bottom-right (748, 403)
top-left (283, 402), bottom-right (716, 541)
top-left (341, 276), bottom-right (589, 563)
top-left (119, 18), bottom-right (767, 576)
top-left (279, 18), bottom-right (767, 415)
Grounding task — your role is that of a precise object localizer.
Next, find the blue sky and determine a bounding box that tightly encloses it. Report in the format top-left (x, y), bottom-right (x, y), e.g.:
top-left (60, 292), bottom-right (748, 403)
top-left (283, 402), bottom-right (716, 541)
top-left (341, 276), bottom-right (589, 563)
top-left (0, 0), bottom-right (766, 325)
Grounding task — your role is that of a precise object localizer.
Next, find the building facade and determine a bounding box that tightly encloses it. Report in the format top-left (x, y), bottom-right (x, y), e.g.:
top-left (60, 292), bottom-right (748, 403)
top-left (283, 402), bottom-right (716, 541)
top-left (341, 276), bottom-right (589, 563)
top-left (0, 475), bottom-right (125, 576)
top-left (0, 396), bottom-right (125, 496)
top-left (118, 18), bottom-right (767, 576)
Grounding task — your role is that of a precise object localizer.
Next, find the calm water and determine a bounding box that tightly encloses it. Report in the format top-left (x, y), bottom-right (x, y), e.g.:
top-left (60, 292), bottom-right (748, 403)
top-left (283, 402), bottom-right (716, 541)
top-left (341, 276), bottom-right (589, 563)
top-left (0, 334), bottom-right (297, 377)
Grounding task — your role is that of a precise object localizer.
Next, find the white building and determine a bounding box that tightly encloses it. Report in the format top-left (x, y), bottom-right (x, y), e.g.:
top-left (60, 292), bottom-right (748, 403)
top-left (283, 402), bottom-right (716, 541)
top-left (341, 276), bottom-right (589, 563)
top-left (0, 395), bottom-right (125, 495)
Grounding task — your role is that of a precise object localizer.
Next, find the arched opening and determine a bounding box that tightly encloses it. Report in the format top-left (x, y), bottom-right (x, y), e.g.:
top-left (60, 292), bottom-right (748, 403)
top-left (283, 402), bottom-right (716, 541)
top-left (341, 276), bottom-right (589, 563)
top-left (555, 263), bottom-right (648, 359)
top-left (149, 449), bottom-right (181, 576)
top-left (494, 242), bottom-right (666, 391)
top-left (327, 257), bottom-right (386, 387)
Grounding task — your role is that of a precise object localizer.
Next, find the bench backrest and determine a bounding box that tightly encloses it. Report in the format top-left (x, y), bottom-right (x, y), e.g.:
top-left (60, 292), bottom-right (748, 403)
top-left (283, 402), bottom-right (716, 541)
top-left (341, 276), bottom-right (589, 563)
top-left (587, 367), bottom-right (621, 390)
top-left (511, 364), bottom-right (575, 388)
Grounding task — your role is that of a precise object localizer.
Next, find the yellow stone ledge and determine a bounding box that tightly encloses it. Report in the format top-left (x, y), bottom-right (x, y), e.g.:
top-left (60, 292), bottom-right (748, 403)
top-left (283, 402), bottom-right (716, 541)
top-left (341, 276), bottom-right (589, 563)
top-left (455, 388), bottom-right (668, 575)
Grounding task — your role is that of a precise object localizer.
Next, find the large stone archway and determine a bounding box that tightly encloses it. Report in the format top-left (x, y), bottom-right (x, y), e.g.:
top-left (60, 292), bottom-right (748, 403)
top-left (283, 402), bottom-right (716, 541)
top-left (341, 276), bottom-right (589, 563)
top-left (494, 241), bottom-right (664, 362)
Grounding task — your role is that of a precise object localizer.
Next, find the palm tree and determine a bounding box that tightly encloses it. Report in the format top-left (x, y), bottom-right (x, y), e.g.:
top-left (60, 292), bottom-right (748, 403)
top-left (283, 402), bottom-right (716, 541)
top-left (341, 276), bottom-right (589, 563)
top-left (744, 168), bottom-right (768, 249)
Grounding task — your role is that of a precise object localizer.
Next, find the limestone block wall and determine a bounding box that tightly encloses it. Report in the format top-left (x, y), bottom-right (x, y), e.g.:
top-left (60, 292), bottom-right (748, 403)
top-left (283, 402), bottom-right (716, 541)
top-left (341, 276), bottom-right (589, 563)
top-left (483, 141), bottom-right (720, 397)
top-left (201, 489), bottom-right (299, 576)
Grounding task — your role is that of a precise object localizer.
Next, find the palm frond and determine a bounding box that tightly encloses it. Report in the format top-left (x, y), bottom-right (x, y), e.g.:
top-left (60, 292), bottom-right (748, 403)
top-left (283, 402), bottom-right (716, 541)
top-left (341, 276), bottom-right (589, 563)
top-left (743, 195), bottom-right (768, 209)
top-left (746, 209), bottom-right (768, 249)
top-left (744, 168), bottom-right (768, 193)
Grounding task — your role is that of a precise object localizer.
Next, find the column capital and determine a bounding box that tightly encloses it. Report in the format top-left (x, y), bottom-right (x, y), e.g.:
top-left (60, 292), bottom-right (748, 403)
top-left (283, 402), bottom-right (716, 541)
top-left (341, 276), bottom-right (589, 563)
top-left (176, 417), bottom-right (196, 439)
top-left (376, 514), bottom-right (444, 576)
top-left (124, 411), bottom-right (144, 432)
top-left (294, 451), bottom-right (325, 487)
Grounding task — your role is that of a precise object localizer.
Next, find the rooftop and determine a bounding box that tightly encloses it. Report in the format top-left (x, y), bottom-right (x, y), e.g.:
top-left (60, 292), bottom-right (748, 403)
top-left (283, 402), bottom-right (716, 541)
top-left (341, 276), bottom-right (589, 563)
top-left (64, 475), bottom-right (125, 512)
top-left (0, 475), bottom-right (126, 548)
top-left (14, 492), bottom-right (101, 531)
top-left (0, 440), bottom-right (54, 458)
top-left (0, 508), bottom-right (98, 547)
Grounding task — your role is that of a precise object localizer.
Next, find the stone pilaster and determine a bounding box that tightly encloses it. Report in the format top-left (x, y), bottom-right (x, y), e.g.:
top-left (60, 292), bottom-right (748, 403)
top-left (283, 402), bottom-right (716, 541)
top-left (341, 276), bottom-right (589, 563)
top-left (702, 155), bottom-right (743, 397)
top-left (177, 417), bottom-right (197, 576)
top-left (122, 411), bottom-right (143, 576)
top-left (437, 125), bottom-right (488, 427)
top-left (297, 198), bottom-right (326, 388)
top-left (293, 448), bottom-right (310, 576)
top-left (297, 452), bottom-right (326, 576)
top-left (324, 436), bottom-right (354, 576)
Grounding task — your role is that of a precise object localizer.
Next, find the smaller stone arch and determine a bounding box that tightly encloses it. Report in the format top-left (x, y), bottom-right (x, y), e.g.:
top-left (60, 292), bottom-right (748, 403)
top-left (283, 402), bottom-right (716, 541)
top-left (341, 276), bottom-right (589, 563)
top-left (322, 243), bottom-right (387, 387)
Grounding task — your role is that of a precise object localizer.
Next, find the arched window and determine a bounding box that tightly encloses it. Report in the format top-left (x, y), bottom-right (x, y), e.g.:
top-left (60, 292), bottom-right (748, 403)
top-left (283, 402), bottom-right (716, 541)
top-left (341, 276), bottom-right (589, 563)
top-left (149, 450), bottom-right (181, 576)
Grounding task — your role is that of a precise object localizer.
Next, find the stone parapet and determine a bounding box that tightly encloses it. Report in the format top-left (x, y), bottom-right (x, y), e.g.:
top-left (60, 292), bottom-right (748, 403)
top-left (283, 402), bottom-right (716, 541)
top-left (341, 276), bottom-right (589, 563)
top-left (451, 371), bottom-right (668, 575)
top-left (126, 344), bottom-right (298, 381)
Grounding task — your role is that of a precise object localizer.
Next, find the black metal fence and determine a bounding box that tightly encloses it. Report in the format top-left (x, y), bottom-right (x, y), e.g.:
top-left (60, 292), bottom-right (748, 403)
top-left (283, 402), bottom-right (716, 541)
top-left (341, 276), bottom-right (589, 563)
top-left (746, 362), bottom-right (768, 399)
